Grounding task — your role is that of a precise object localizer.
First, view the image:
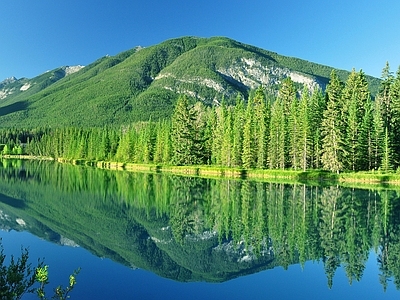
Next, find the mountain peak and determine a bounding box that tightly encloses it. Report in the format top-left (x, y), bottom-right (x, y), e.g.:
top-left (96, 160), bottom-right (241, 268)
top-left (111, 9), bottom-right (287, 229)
top-left (0, 76), bottom-right (17, 85)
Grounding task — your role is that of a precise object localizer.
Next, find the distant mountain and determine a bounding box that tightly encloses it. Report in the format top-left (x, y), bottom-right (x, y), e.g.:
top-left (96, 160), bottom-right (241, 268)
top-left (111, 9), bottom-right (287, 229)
top-left (0, 36), bottom-right (381, 128)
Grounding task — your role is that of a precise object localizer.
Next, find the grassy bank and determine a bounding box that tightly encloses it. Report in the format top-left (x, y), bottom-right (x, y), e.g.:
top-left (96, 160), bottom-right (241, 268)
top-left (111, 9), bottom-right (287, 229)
top-left (91, 160), bottom-right (400, 188)
top-left (3, 155), bottom-right (400, 188)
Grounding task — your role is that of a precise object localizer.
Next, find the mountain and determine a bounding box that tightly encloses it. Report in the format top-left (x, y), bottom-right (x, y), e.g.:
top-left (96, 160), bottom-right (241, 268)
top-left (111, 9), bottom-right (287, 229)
top-left (0, 36), bottom-right (381, 128)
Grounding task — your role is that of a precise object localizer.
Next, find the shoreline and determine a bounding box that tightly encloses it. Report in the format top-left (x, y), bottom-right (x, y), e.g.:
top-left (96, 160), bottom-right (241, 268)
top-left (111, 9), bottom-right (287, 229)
top-left (2, 155), bottom-right (400, 188)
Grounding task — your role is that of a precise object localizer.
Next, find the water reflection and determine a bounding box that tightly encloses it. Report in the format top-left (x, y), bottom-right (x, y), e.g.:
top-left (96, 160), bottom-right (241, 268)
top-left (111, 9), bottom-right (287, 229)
top-left (0, 159), bottom-right (399, 289)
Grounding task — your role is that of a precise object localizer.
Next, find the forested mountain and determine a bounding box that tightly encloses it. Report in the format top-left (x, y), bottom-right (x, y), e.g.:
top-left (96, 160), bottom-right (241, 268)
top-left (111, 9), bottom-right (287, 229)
top-left (0, 36), bottom-right (380, 128)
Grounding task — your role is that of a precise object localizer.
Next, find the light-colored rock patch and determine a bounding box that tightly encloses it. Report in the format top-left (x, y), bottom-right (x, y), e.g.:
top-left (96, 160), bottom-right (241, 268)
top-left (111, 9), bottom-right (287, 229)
top-left (20, 83), bottom-right (31, 91)
top-left (16, 218), bottom-right (26, 226)
top-left (65, 65), bottom-right (84, 75)
top-left (60, 236), bottom-right (79, 247)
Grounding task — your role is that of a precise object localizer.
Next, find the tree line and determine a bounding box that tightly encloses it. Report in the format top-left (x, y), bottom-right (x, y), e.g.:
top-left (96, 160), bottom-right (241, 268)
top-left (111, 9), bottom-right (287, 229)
top-left (1, 63), bottom-right (400, 173)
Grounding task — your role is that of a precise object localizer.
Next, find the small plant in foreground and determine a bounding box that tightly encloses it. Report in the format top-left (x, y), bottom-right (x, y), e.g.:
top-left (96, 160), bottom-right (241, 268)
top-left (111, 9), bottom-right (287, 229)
top-left (0, 239), bottom-right (79, 299)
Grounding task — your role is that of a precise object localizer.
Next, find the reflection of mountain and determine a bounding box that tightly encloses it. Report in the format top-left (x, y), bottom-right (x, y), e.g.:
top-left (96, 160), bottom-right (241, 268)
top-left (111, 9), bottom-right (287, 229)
top-left (0, 159), bottom-right (399, 288)
top-left (0, 159), bottom-right (278, 282)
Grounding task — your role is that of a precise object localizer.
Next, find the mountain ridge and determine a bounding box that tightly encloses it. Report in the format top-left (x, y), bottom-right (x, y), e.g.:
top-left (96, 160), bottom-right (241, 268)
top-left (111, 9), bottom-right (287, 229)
top-left (0, 36), bottom-right (381, 128)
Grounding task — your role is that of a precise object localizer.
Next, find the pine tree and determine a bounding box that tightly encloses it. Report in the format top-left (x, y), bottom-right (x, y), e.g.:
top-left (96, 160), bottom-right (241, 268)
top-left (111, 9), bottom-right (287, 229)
top-left (221, 108), bottom-right (233, 167)
top-left (298, 87), bottom-right (311, 171)
top-left (171, 95), bottom-right (203, 165)
top-left (232, 96), bottom-right (245, 167)
top-left (380, 62), bottom-right (394, 129)
top-left (345, 94), bottom-right (359, 171)
top-left (377, 62), bottom-right (397, 170)
top-left (341, 70), bottom-right (371, 170)
top-left (321, 70), bottom-right (345, 173)
top-left (278, 77), bottom-right (297, 167)
top-left (153, 120), bottom-right (171, 164)
top-left (288, 96), bottom-right (300, 169)
top-left (211, 105), bottom-right (226, 165)
top-left (242, 99), bottom-right (254, 169)
top-left (268, 98), bottom-right (285, 169)
top-left (381, 127), bottom-right (393, 172)
top-left (309, 88), bottom-right (326, 169)
top-left (253, 87), bottom-right (268, 169)
top-left (279, 77), bottom-right (297, 115)
top-left (389, 66), bottom-right (400, 167)
top-left (371, 97), bottom-right (384, 170)
top-left (358, 99), bottom-right (373, 170)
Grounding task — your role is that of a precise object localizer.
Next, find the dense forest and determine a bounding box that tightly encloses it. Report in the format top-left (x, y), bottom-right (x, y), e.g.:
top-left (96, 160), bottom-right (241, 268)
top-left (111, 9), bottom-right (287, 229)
top-left (1, 63), bottom-right (400, 173)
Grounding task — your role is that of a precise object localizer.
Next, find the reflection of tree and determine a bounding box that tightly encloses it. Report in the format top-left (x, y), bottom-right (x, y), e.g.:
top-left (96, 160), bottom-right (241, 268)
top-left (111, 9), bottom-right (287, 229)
top-left (5, 161), bottom-right (400, 289)
top-left (377, 190), bottom-right (392, 291)
top-left (267, 184), bottom-right (289, 268)
top-left (240, 181), bottom-right (251, 248)
top-left (377, 190), bottom-right (400, 290)
top-left (168, 176), bottom-right (207, 244)
top-left (170, 202), bottom-right (195, 244)
top-left (319, 187), bottom-right (344, 289)
top-left (252, 182), bottom-right (267, 254)
top-left (341, 189), bottom-right (369, 285)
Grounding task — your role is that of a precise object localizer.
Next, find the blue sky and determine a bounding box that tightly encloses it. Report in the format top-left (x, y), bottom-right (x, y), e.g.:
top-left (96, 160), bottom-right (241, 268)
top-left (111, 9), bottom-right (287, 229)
top-left (1, 0), bottom-right (400, 81)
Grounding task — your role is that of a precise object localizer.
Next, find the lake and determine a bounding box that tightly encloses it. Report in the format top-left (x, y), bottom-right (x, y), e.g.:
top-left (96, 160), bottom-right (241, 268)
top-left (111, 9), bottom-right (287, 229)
top-left (0, 159), bottom-right (399, 299)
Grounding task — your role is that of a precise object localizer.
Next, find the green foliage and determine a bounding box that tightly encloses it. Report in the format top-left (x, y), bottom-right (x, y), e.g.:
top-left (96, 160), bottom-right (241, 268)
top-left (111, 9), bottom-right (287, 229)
top-left (321, 70), bottom-right (345, 173)
top-left (0, 242), bottom-right (38, 299)
top-left (171, 95), bottom-right (206, 165)
top-left (0, 239), bottom-right (79, 299)
top-left (3, 61), bottom-right (400, 174)
top-left (0, 36), bottom-right (381, 128)
top-left (2, 160), bottom-right (400, 288)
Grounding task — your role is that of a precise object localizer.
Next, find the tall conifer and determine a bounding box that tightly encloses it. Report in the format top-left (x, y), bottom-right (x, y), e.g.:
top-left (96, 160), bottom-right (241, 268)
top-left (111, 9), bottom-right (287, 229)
top-left (321, 70), bottom-right (345, 173)
top-left (242, 100), bottom-right (254, 169)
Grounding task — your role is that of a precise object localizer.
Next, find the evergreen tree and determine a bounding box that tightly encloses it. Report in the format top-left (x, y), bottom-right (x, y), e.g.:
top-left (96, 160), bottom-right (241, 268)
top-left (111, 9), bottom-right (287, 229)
top-left (321, 70), bottom-right (345, 173)
top-left (278, 77), bottom-right (297, 167)
top-left (309, 88), bottom-right (326, 169)
top-left (371, 97), bottom-right (384, 170)
top-left (389, 66), bottom-right (400, 167)
top-left (298, 87), bottom-right (311, 171)
top-left (115, 126), bottom-right (134, 162)
top-left (171, 95), bottom-right (203, 165)
top-left (288, 96), bottom-right (300, 169)
top-left (253, 87), bottom-right (268, 169)
top-left (342, 70), bottom-right (371, 170)
top-left (358, 100), bottom-right (373, 170)
top-left (279, 77), bottom-right (297, 115)
top-left (377, 62), bottom-right (396, 170)
top-left (242, 99), bottom-right (255, 169)
top-left (380, 62), bottom-right (394, 129)
top-left (211, 104), bottom-right (226, 165)
top-left (268, 98), bottom-right (285, 169)
top-left (203, 108), bottom-right (215, 165)
top-left (232, 96), bottom-right (245, 167)
top-left (153, 120), bottom-right (171, 164)
top-left (221, 108), bottom-right (233, 167)
top-left (381, 127), bottom-right (393, 172)
top-left (191, 101), bottom-right (208, 164)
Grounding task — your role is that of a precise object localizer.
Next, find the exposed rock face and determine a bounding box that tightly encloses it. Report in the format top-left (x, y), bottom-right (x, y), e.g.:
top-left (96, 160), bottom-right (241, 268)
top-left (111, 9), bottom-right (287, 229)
top-left (64, 65), bottom-right (84, 75)
top-left (20, 83), bottom-right (31, 91)
top-left (217, 58), bottom-right (324, 92)
top-left (155, 57), bottom-right (325, 102)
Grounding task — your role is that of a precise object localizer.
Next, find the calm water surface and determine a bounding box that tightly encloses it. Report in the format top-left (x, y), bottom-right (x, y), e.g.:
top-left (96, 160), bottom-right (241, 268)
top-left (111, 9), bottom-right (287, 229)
top-left (0, 160), bottom-right (399, 299)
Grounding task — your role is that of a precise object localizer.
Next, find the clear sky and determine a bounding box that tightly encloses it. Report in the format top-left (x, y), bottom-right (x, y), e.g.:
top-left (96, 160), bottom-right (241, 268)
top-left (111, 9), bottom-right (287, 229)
top-left (1, 0), bottom-right (400, 81)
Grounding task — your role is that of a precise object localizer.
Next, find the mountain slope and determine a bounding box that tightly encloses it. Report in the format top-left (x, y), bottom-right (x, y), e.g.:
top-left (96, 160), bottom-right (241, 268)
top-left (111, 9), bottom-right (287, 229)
top-left (0, 36), bottom-right (381, 128)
